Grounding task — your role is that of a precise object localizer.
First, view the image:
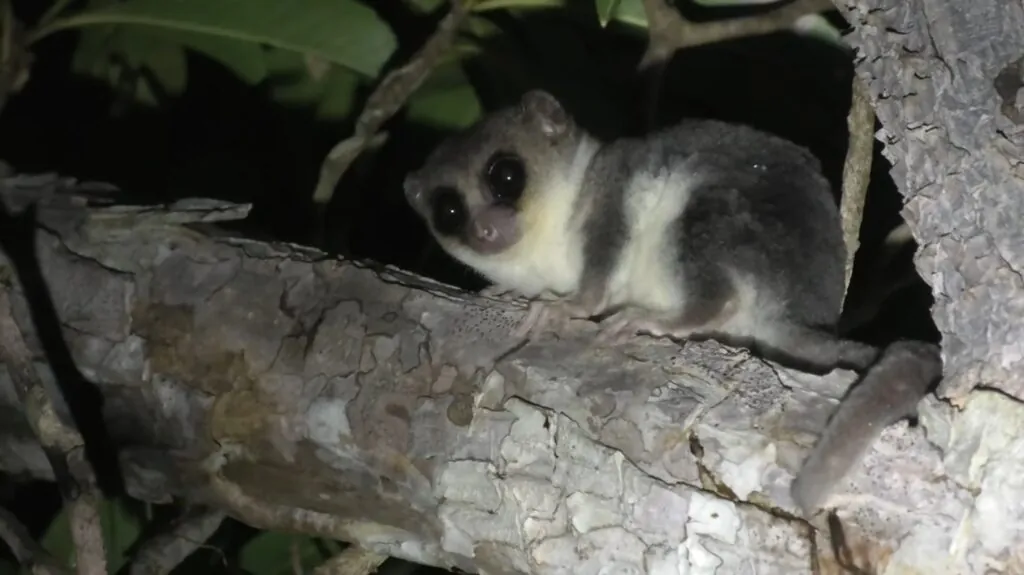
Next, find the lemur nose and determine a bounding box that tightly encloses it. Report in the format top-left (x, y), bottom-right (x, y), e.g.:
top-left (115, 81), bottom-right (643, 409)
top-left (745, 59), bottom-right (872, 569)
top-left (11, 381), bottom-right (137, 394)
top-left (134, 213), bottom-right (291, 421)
top-left (473, 221), bottom-right (498, 241)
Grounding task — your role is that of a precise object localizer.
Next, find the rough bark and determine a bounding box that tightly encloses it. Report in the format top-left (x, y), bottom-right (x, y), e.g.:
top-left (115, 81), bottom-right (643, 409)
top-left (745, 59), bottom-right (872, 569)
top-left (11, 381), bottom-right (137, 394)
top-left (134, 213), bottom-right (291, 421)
top-left (837, 0), bottom-right (1024, 404)
top-left (0, 174), bottom-right (1011, 575)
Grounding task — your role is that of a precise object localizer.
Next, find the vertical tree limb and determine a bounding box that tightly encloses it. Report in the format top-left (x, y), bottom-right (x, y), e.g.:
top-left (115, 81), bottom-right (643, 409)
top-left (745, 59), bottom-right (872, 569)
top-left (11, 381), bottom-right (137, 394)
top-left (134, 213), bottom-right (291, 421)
top-left (839, 74), bottom-right (874, 305)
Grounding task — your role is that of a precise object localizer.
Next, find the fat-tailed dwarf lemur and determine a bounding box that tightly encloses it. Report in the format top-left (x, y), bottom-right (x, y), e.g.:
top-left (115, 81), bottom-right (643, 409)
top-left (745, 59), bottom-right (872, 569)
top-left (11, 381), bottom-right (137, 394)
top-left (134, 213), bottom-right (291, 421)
top-left (403, 90), bottom-right (943, 517)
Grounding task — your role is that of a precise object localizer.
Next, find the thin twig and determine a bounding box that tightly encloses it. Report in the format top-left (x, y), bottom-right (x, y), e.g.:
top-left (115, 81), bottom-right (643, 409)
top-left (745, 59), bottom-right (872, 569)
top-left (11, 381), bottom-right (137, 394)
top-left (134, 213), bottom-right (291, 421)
top-left (0, 289), bottom-right (108, 575)
top-left (638, 0), bottom-right (835, 70)
top-left (310, 0), bottom-right (471, 208)
top-left (0, 1), bottom-right (33, 116)
top-left (37, 0), bottom-right (76, 28)
top-left (839, 74), bottom-right (874, 306)
top-left (208, 472), bottom-right (351, 542)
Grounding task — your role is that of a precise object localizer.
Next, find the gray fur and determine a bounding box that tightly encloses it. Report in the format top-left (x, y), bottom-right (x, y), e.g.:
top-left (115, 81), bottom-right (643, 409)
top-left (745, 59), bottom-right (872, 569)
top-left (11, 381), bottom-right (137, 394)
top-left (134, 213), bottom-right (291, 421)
top-left (404, 90), bottom-right (944, 517)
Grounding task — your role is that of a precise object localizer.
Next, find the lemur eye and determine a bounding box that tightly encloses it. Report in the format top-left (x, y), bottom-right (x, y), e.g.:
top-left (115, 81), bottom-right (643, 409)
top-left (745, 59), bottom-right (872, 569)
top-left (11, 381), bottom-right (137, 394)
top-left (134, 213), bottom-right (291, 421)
top-left (429, 186), bottom-right (466, 236)
top-left (485, 153), bottom-right (526, 202)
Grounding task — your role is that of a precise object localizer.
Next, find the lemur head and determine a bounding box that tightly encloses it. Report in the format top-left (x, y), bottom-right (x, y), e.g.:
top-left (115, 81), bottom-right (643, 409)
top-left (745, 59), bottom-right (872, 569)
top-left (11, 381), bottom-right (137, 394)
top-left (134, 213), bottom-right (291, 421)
top-left (403, 90), bottom-right (588, 260)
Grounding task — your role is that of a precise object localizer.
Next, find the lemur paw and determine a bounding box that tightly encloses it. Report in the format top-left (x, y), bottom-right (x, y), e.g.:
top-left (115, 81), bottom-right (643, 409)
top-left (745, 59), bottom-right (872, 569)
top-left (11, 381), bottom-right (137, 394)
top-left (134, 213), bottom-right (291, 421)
top-left (594, 309), bottom-right (646, 345)
top-left (512, 299), bottom-right (592, 340)
top-left (595, 309), bottom-right (679, 346)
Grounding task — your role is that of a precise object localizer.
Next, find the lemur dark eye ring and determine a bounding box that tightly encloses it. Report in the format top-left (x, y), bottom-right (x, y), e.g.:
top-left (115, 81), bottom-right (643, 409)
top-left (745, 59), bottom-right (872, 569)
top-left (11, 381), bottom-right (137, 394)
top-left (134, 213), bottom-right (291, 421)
top-left (485, 153), bottom-right (526, 202)
top-left (429, 186), bottom-right (466, 236)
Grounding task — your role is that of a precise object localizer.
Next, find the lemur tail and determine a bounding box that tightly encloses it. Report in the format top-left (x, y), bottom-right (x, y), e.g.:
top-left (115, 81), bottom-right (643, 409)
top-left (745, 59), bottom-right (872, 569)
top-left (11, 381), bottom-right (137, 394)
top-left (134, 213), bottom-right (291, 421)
top-left (790, 340), bottom-right (943, 516)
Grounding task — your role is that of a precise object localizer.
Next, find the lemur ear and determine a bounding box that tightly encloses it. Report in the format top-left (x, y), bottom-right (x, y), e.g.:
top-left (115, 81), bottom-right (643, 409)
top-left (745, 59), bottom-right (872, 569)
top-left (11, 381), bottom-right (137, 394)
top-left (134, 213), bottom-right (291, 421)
top-left (520, 90), bottom-right (571, 139)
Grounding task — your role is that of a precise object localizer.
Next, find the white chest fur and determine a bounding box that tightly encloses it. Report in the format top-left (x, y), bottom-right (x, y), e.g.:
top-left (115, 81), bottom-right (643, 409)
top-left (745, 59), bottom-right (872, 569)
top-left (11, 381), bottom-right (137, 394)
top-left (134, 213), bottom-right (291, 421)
top-left (605, 165), bottom-right (699, 313)
top-left (450, 178), bottom-right (585, 296)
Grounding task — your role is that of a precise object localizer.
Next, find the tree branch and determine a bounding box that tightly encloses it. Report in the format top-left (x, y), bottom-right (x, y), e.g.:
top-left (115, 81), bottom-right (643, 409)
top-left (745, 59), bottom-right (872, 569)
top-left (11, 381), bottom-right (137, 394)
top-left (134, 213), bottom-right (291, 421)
top-left (0, 175), bottom-right (1012, 573)
top-left (310, 0), bottom-right (471, 247)
top-left (639, 0), bottom-right (835, 70)
top-left (636, 0), bottom-right (835, 128)
top-left (0, 288), bottom-right (107, 575)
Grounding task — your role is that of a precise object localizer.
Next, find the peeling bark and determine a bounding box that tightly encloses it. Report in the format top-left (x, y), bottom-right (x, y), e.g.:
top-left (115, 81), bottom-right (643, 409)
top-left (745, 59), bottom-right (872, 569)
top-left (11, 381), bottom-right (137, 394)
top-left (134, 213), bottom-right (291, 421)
top-left (0, 169), bottom-right (1016, 575)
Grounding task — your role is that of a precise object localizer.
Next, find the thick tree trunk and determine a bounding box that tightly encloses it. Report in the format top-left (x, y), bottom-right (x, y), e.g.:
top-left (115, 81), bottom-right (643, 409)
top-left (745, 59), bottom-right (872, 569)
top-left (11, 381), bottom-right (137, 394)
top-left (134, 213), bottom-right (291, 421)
top-left (839, 0), bottom-right (1024, 404)
top-left (1, 1), bottom-right (1022, 573)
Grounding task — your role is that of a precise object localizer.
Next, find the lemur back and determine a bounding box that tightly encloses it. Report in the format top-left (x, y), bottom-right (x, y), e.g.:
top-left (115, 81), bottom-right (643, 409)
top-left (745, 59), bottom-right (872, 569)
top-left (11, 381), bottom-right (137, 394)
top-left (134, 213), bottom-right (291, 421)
top-left (575, 120), bottom-right (848, 343)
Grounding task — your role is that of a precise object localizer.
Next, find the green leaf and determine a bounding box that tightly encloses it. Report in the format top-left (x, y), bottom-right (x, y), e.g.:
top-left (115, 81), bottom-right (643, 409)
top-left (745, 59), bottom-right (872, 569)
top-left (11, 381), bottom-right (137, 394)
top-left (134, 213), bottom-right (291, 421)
top-left (262, 47), bottom-right (363, 119)
top-left (595, 0), bottom-right (622, 27)
top-left (71, 25), bottom-right (267, 94)
top-left (314, 66), bottom-right (362, 121)
top-left (793, 13), bottom-right (848, 48)
top-left (604, 0), bottom-right (647, 28)
top-left (238, 531), bottom-right (330, 575)
top-left (264, 48), bottom-right (325, 106)
top-left (70, 25), bottom-right (187, 107)
top-left (472, 0), bottom-right (567, 12)
top-left (38, 498), bottom-right (143, 572)
top-left (120, 27), bottom-right (188, 96)
top-left (692, 0), bottom-right (787, 5)
top-left (170, 29), bottom-right (268, 85)
top-left (70, 24), bottom-right (118, 78)
top-left (463, 14), bottom-right (504, 40)
top-left (69, 0), bottom-right (121, 78)
top-left (35, 0), bottom-right (397, 78)
top-left (133, 72), bottom-right (160, 106)
top-left (403, 0), bottom-right (448, 13)
top-left (406, 62), bottom-right (482, 130)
